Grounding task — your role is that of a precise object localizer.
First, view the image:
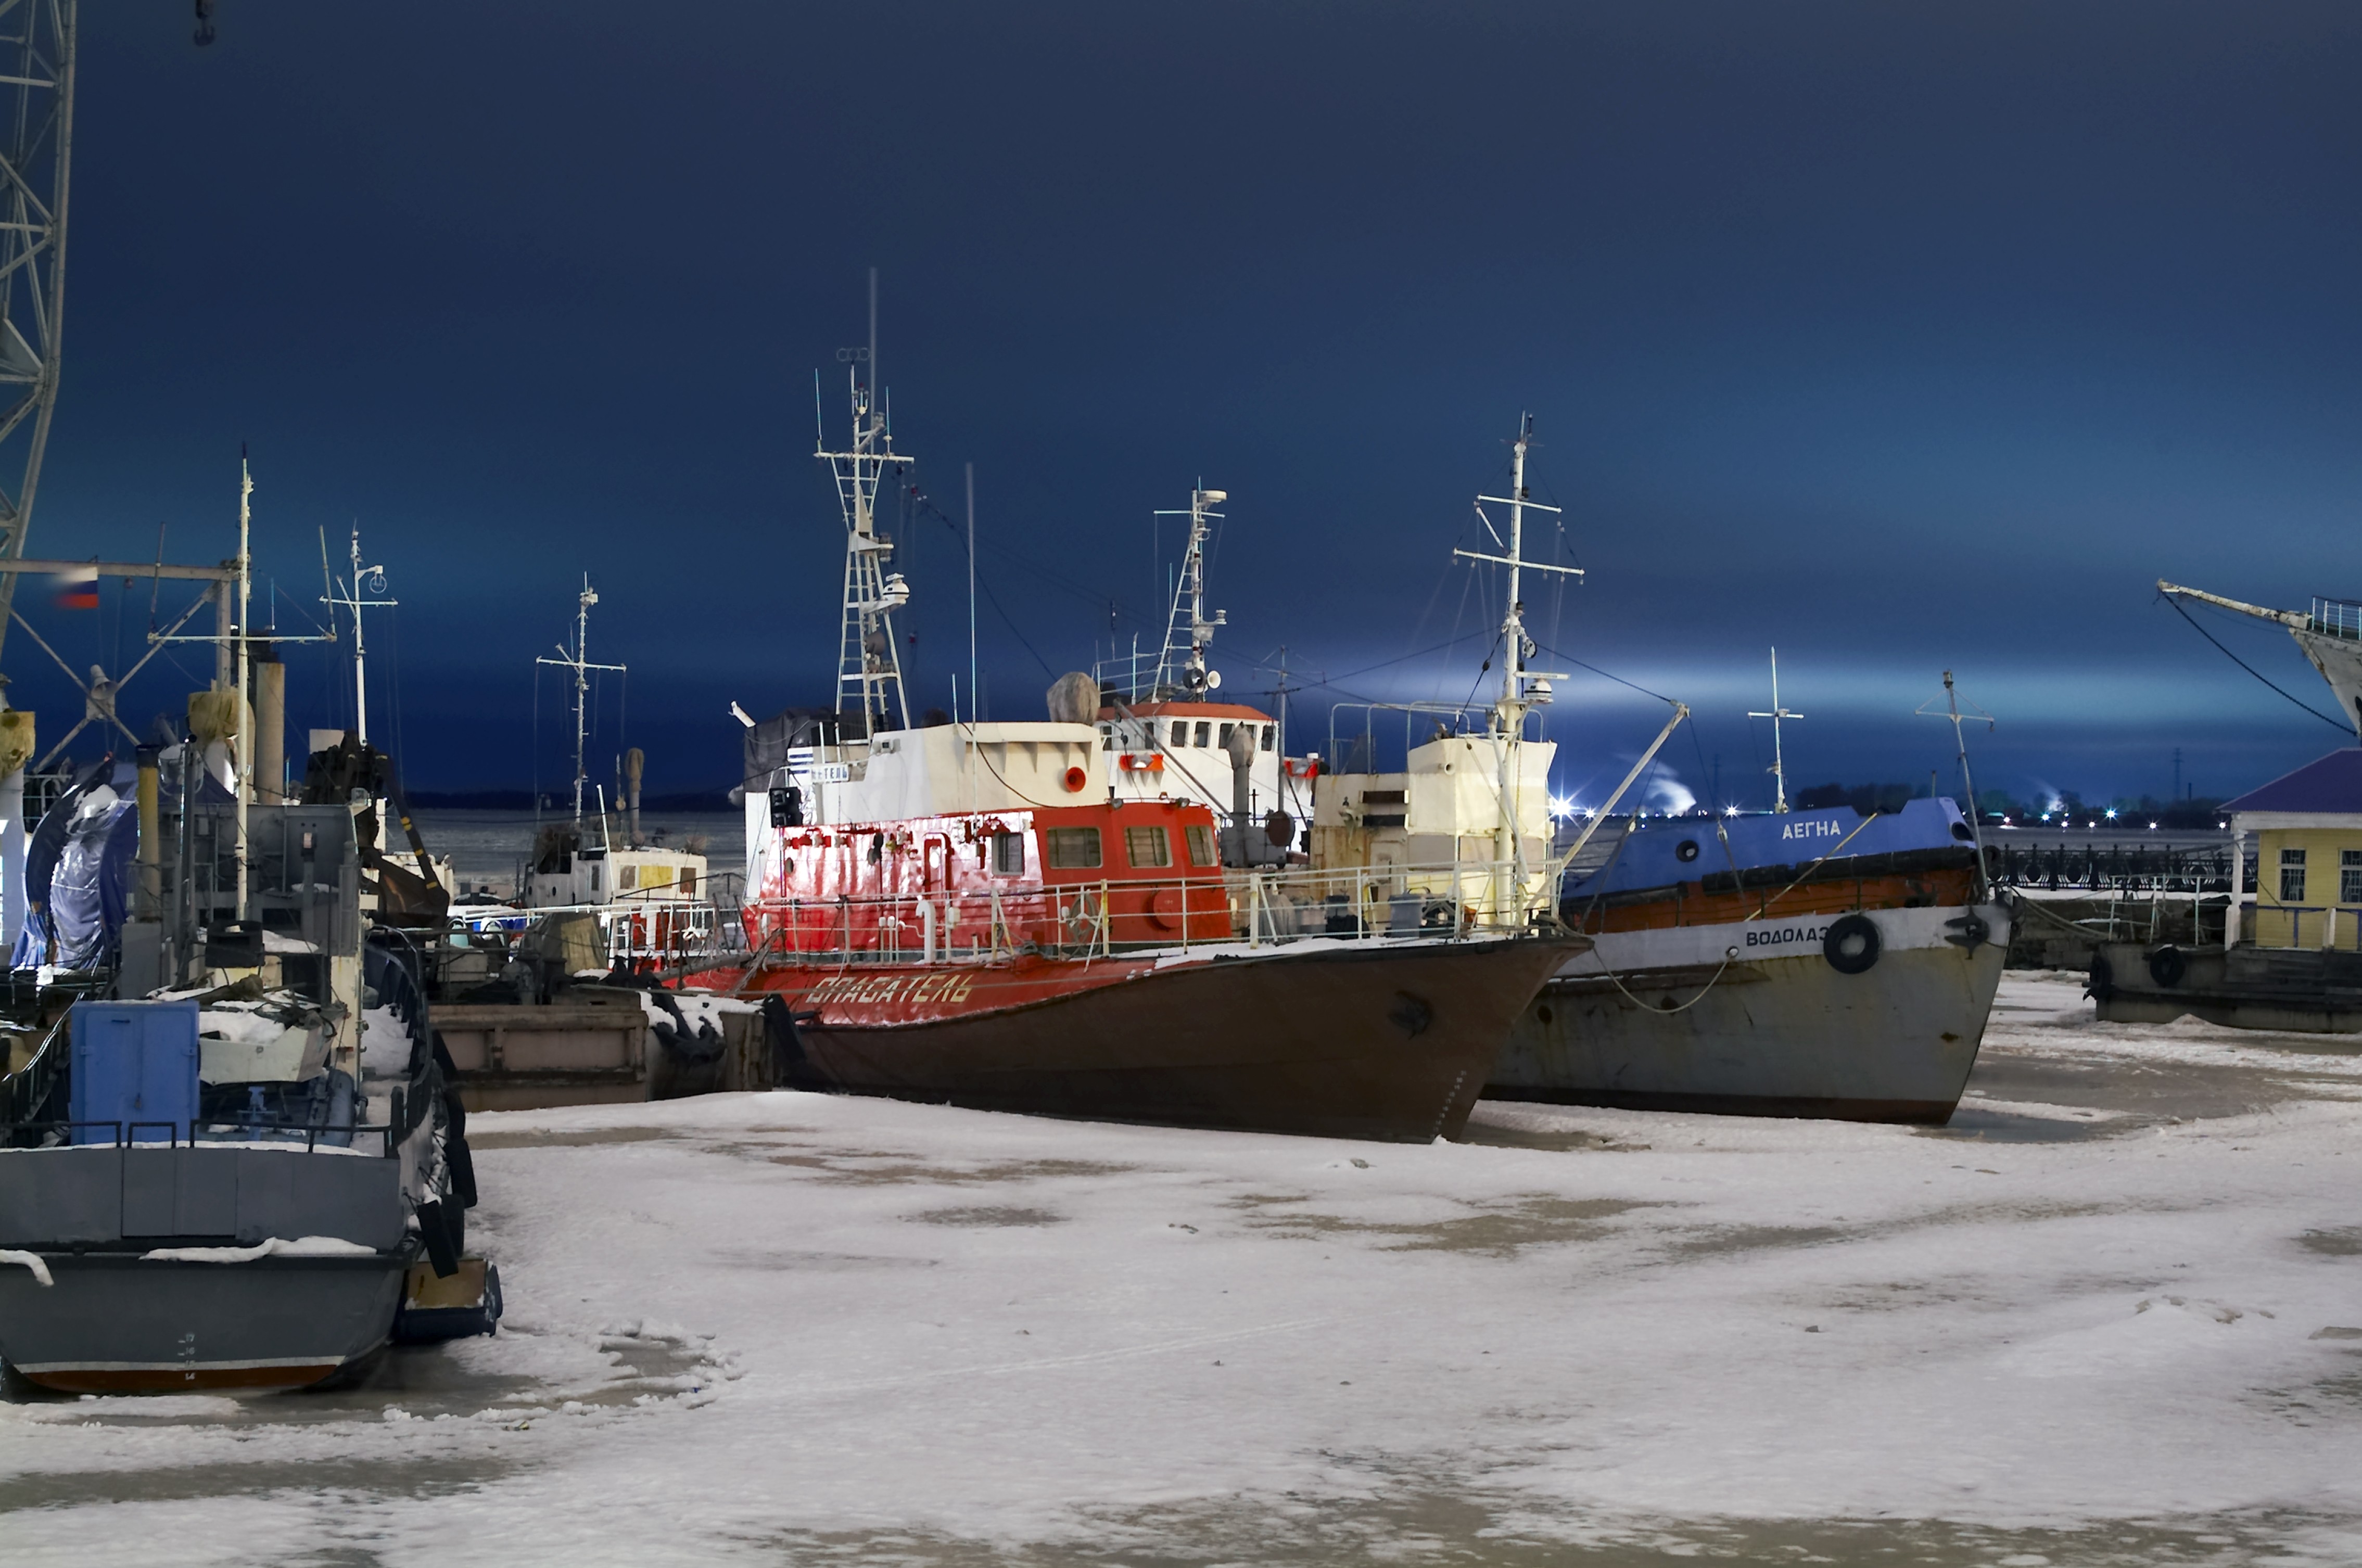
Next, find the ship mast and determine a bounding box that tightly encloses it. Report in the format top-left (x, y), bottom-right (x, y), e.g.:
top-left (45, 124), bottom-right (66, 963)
top-left (1454, 415), bottom-right (1580, 919)
top-left (537, 576), bottom-right (623, 824)
top-left (818, 271), bottom-right (914, 735)
top-left (1150, 486), bottom-right (1227, 697)
top-left (1748, 649), bottom-right (1803, 813)
top-left (321, 524), bottom-right (394, 746)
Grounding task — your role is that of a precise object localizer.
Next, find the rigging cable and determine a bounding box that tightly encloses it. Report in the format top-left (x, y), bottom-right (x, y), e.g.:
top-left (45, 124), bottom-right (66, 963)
top-left (2163, 592), bottom-right (2348, 733)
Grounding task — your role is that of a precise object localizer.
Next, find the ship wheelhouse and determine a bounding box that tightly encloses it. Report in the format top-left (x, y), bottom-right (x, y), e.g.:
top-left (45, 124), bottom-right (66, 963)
top-left (748, 795), bottom-right (1231, 957)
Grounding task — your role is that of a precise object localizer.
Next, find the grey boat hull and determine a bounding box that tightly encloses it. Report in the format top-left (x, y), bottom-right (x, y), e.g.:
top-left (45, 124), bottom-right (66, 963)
top-left (0, 1250), bottom-right (407, 1392)
top-left (0, 1142), bottom-right (413, 1392)
top-left (1488, 903), bottom-right (2011, 1123)
top-left (2091, 941), bottom-right (2362, 1034)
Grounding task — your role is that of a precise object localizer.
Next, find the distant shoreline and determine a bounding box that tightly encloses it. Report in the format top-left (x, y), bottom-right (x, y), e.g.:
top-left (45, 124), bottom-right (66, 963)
top-left (405, 788), bottom-right (734, 812)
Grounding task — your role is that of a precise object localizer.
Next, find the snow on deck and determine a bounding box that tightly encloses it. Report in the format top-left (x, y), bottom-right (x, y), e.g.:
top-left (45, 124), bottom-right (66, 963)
top-left (7, 972), bottom-right (2362, 1564)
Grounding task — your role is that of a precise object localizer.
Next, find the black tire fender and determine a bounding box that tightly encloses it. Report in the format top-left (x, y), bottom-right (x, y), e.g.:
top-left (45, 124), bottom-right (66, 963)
top-left (2147, 945), bottom-right (2187, 988)
top-left (1823, 913), bottom-right (1882, 975)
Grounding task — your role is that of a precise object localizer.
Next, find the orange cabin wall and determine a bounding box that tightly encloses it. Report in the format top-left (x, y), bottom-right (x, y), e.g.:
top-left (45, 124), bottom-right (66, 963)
top-left (746, 798), bottom-right (1230, 953)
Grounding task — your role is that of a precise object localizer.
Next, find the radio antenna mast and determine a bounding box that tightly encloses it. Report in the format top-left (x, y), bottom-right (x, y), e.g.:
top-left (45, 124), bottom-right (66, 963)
top-left (537, 576), bottom-right (624, 823)
top-left (818, 269), bottom-right (914, 734)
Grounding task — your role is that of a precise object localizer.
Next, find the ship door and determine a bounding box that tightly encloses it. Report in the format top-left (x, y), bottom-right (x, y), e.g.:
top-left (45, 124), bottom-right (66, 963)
top-left (923, 834), bottom-right (952, 891)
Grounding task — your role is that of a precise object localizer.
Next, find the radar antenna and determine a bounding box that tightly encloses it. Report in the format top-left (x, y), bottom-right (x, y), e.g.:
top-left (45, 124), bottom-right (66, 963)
top-left (1150, 485), bottom-right (1227, 697)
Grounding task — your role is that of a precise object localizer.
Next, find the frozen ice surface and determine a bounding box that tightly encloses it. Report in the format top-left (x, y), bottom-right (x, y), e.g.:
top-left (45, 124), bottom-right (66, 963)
top-left (6, 970), bottom-right (2362, 1564)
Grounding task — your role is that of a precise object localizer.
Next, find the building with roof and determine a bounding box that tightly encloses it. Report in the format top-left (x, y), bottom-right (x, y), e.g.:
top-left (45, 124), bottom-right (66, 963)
top-left (2222, 748), bottom-right (2362, 949)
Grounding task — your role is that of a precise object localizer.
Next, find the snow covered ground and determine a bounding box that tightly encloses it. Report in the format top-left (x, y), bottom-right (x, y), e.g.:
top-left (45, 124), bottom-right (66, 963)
top-left (8, 970), bottom-right (2362, 1565)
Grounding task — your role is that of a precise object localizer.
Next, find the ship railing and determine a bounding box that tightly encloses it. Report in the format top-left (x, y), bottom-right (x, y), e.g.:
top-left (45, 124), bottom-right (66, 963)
top-left (2311, 598), bottom-right (2362, 642)
top-left (0, 1011), bottom-right (68, 1141)
top-left (0, 1115), bottom-right (398, 1155)
top-left (746, 857), bottom-right (1557, 965)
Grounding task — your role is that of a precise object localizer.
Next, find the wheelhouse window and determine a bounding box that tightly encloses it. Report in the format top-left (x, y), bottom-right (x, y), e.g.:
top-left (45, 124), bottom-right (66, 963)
top-left (1259, 725), bottom-right (1274, 750)
top-left (993, 831), bottom-right (1026, 874)
top-left (1171, 720), bottom-right (1189, 747)
top-left (1194, 721), bottom-right (1211, 747)
top-left (2280, 847), bottom-right (2307, 903)
top-left (1185, 824), bottom-right (1217, 866)
top-left (2342, 849), bottom-right (2361, 906)
top-left (1218, 722), bottom-right (1235, 749)
top-left (680, 866), bottom-right (697, 897)
top-left (1125, 825), bottom-right (1172, 868)
top-left (1046, 826), bottom-right (1102, 869)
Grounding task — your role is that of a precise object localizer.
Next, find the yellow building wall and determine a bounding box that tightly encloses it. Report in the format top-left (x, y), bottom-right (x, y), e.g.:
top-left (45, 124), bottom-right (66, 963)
top-left (2253, 825), bottom-right (2362, 949)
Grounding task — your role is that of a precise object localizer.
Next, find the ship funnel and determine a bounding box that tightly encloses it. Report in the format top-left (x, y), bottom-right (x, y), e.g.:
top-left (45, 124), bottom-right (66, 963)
top-left (1046, 671), bottom-right (1098, 726)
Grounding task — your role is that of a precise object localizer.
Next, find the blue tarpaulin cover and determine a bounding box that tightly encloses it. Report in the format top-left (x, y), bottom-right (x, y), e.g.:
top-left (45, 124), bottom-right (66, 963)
top-left (46, 798), bottom-right (139, 969)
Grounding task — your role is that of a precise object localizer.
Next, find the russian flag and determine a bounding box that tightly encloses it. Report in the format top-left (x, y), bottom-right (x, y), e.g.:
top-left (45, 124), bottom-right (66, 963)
top-left (53, 566), bottom-right (95, 610)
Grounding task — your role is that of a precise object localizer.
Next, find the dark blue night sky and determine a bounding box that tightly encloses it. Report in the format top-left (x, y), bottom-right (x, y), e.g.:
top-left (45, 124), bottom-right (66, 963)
top-left (8, 1), bottom-right (2359, 808)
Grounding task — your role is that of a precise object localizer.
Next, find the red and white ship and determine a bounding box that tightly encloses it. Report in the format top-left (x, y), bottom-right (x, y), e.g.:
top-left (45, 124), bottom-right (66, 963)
top-left (700, 326), bottom-right (1575, 1142)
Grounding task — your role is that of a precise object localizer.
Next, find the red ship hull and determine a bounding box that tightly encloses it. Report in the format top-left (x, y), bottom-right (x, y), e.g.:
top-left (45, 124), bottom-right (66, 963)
top-left (699, 935), bottom-right (1582, 1143)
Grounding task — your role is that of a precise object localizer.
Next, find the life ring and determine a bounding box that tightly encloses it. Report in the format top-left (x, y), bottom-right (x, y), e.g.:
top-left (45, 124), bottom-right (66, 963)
top-left (2147, 945), bottom-right (2187, 988)
top-left (1148, 887), bottom-right (1187, 930)
top-left (1823, 913), bottom-right (1881, 975)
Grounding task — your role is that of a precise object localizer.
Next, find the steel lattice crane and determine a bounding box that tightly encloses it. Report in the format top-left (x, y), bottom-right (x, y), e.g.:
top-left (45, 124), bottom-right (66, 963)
top-left (0, 0), bottom-right (75, 668)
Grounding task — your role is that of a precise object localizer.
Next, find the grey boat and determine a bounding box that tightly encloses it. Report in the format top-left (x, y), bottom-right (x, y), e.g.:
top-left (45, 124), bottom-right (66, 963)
top-left (1488, 801), bottom-right (2012, 1123)
top-left (0, 764), bottom-right (488, 1392)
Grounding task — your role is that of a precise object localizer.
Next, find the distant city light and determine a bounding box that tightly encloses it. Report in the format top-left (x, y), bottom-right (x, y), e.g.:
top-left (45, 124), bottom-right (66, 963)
top-left (2105, 808), bottom-right (2117, 820)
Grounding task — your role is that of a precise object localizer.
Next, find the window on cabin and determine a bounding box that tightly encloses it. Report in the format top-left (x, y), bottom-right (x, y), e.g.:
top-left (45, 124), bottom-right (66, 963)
top-left (680, 866), bottom-right (697, 897)
top-left (1194, 721), bottom-right (1211, 747)
top-left (1260, 725), bottom-right (1273, 750)
top-left (2281, 847), bottom-right (2307, 902)
top-left (1046, 827), bottom-right (1102, 869)
top-left (1186, 824), bottom-right (1216, 866)
top-left (2343, 849), bottom-right (2361, 906)
top-left (619, 864), bottom-right (639, 891)
top-left (1171, 720), bottom-right (1189, 747)
top-left (1125, 825), bottom-right (1172, 868)
top-left (993, 832), bottom-right (1026, 874)
top-left (1218, 722), bottom-right (1235, 749)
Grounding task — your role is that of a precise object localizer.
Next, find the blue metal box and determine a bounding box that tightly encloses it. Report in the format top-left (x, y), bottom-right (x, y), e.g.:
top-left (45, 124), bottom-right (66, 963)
top-left (68, 1000), bottom-right (200, 1145)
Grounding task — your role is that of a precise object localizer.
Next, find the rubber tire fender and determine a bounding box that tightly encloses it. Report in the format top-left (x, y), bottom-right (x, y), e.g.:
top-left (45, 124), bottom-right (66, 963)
top-left (1823, 913), bottom-right (1882, 975)
top-left (2147, 945), bottom-right (2187, 989)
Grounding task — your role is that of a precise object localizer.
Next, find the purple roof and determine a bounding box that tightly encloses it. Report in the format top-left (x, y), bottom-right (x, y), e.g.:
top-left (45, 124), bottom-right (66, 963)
top-left (2224, 748), bottom-right (2362, 815)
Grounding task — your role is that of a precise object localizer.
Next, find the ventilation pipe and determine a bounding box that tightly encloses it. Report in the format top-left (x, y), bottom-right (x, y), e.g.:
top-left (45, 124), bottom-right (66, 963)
top-left (252, 653), bottom-right (285, 805)
top-left (134, 744), bottom-right (161, 919)
top-left (1223, 722), bottom-right (1256, 867)
top-left (624, 746), bottom-right (644, 848)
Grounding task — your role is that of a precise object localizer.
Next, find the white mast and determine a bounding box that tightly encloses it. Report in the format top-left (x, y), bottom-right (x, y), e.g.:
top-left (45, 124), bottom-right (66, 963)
top-left (1454, 415), bottom-right (1581, 920)
top-left (1749, 648), bottom-right (1804, 813)
top-left (232, 453), bottom-right (251, 921)
top-left (321, 524), bottom-right (393, 746)
top-left (537, 576), bottom-right (624, 824)
top-left (818, 270), bottom-right (914, 735)
top-left (1150, 486), bottom-right (1227, 697)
